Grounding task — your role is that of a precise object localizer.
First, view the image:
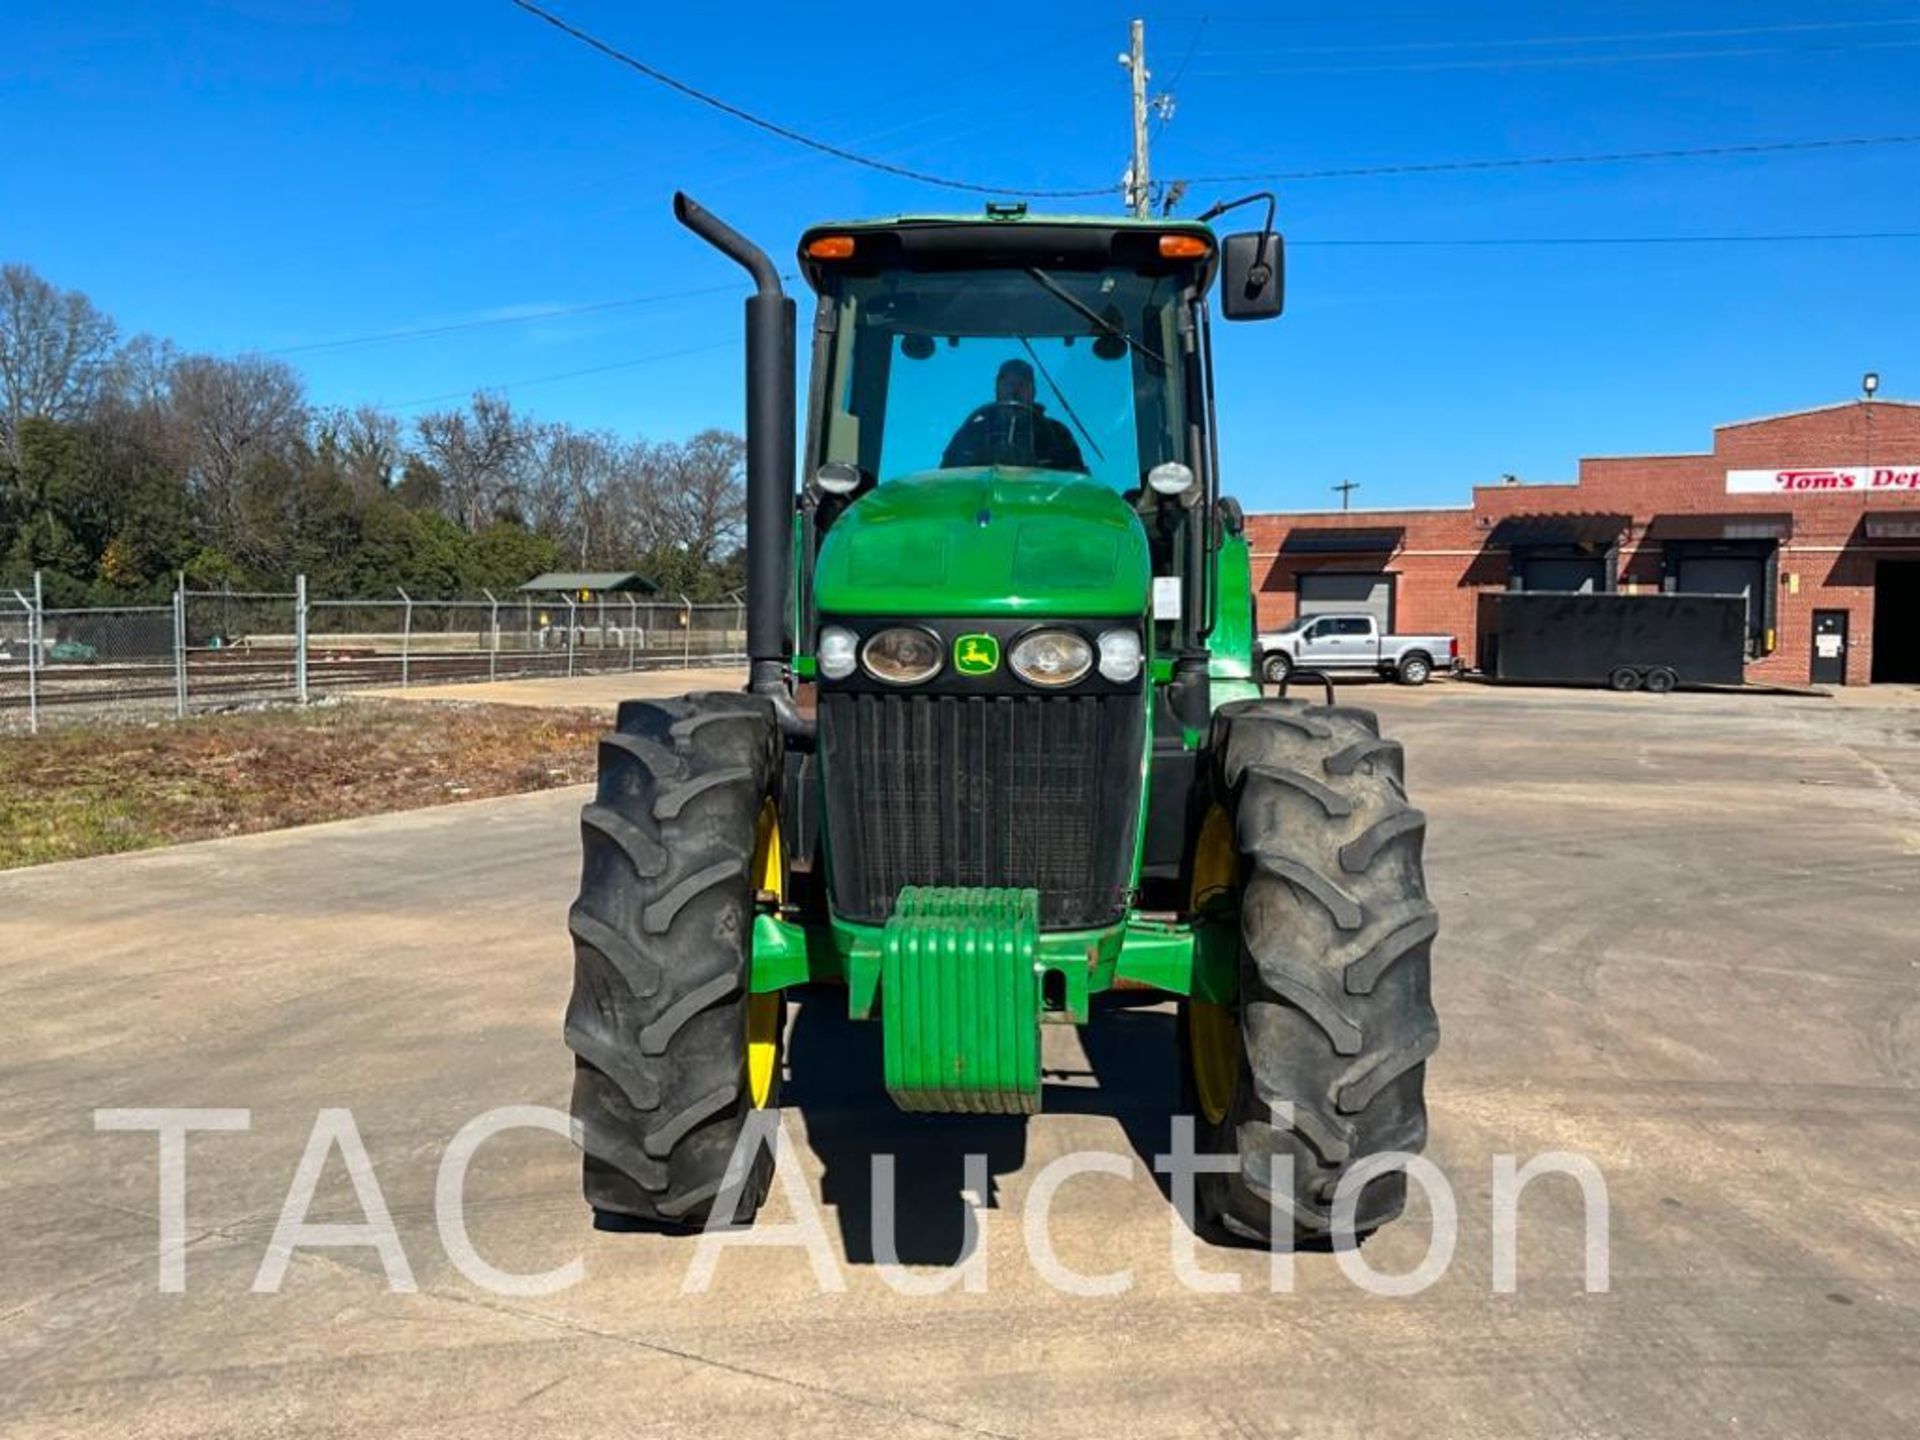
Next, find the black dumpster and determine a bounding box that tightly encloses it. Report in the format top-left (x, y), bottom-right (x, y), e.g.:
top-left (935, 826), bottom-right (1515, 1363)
top-left (1476, 592), bottom-right (1748, 691)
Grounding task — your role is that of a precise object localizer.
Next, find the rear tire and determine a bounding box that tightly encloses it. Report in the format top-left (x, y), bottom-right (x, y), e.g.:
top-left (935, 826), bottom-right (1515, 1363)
top-left (1608, 665), bottom-right (1642, 692)
top-left (1262, 652), bottom-right (1293, 685)
top-left (1643, 666), bottom-right (1678, 694)
top-left (564, 691), bottom-right (783, 1228)
top-left (1192, 698), bottom-right (1440, 1247)
top-left (1397, 653), bottom-right (1432, 686)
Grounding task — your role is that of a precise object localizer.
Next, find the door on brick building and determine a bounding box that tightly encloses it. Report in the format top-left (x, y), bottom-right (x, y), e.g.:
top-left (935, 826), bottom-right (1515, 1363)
top-left (1872, 562), bottom-right (1920, 682)
top-left (1810, 610), bottom-right (1848, 685)
top-left (1298, 571), bottom-right (1395, 631)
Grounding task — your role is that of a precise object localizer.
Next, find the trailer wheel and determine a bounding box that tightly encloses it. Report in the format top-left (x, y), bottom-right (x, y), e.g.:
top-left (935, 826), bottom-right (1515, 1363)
top-left (565, 691), bottom-right (785, 1228)
top-left (1187, 698), bottom-right (1440, 1247)
top-left (1608, 665), bottom-right (1642, 693)
top-left (1397, 653), bottom-right (1432, 686)
top-left (1261, 651), bottom-right (1293, 685)
top-left (1643, 666), bottom-right (1678, 694)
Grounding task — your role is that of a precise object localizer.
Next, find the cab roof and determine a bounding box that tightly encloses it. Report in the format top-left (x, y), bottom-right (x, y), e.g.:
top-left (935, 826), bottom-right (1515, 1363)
top-left (796, 206), bottom-right (1219, 292)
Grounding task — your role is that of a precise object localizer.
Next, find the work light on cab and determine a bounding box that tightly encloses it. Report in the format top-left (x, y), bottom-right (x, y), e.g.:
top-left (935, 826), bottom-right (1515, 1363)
top-left (861, 626), bottom-right (943, 685)
top-left (1010, 629), bottom-right (1093, 687)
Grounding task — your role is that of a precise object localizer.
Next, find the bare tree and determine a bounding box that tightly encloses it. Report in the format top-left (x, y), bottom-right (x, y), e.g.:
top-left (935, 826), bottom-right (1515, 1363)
top-left (0, 263), bottom-right (120, 456)
top-left (314, 404), bottom-right (402, 497)
top-left (413, 392), bottom-right (535, 531)
top-left (653, 428), bottom-right (746, 566)
top-left (165, 353), bottom-right (308, 558)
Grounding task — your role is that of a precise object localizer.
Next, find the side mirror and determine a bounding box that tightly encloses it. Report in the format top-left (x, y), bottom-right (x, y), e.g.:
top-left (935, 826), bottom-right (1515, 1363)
top-left (1220, 231), bottom-right (1284, 320)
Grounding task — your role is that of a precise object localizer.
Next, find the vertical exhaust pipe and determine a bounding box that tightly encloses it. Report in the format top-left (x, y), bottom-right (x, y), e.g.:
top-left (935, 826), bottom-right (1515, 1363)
top-left (673, 192), bottom-right (795, 697)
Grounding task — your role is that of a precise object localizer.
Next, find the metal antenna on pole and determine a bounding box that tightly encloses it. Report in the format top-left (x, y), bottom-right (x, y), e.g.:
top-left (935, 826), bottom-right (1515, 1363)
top-left (1120, 19), bottom-right (1151, 218)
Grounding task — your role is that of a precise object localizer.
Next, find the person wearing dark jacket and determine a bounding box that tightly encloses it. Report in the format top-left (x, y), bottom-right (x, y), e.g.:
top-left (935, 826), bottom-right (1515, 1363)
top-left (941, 359), bottom-right (1087, 473)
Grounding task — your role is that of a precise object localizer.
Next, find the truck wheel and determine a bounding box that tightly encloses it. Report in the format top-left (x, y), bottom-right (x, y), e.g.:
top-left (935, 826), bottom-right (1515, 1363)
top-left (564, 691), bottom-right (785, 1228)
top-left (1608, 666), bottom-right (1642, 693)
top-left (1187, 699), bottom-right (1440, 1247)
top-left (1643, 667), bottom-right (1678, 694)
top-left (1261, 652), bottom-right (1293, 685)
top-left (1397, 654), bottom-right (1432, 686)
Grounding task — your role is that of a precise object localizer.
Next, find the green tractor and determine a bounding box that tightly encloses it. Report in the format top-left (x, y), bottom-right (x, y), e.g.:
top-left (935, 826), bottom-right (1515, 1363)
top-left (564, 192), bottom-right (1439, 1246)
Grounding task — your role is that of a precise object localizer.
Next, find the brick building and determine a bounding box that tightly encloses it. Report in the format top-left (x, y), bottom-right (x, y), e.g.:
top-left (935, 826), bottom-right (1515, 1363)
top-left (1246, 399), bottom-right (1920, 686)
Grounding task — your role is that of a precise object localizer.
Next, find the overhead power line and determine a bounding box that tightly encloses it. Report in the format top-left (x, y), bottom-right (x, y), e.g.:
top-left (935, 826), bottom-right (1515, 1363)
top-left (505, 3), bottom-right (1918, 201)
top-left (378, 338), bottom-right (740, 412)
top-left (1189, 36), bottom-right (1920, 77)
top-left (1186, 133), bottom-right (1920, 185)
top-left (506, 0), bottom-right (1108, 199)
top-left (266, 280), bottom-right (756, 357)
top-left (1192, 15), bottom-right (1920, 57)
top-left (1293, 231), bottom-right (1920, 248)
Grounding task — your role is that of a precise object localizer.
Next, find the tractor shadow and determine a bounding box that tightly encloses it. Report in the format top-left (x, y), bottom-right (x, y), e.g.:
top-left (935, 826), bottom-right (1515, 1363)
top-left (782, 990), bottom-right (1188, 1266)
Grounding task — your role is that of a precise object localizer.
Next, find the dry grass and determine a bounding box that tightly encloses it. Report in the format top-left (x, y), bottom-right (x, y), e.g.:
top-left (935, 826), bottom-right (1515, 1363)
top-left (0, 699), bottom-right (604, 869)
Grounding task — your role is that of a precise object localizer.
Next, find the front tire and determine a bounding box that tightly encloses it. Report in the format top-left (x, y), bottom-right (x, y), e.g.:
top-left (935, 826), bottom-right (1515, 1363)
top-left (1191, 698), bottom-right (1440, 1246)
top-left (564, 692), bottom-right (784, 1228)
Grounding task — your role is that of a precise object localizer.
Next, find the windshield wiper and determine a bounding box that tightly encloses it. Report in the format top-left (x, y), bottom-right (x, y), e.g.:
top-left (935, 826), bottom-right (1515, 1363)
top-left (1022, 267), bottom-right (1168, 372)
top-left (1017, 337), bottom-right (1105, 464)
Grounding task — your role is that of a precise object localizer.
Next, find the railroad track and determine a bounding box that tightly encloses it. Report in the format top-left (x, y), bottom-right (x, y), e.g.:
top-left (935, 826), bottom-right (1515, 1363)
top-left (0, 648), bottom-right (739, 712)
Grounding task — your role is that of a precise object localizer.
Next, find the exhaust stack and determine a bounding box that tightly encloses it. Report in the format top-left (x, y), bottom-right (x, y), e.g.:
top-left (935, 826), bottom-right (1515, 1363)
top-left (673, 192), bottom-right (795, 697)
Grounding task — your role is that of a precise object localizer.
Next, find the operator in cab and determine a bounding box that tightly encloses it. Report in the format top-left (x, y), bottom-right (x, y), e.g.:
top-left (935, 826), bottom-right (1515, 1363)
top-left (941, 358), bottom-right (1088, 473)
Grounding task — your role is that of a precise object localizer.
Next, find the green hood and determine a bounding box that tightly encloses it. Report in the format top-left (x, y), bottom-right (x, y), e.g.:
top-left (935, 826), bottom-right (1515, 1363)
top-left (813, 468), bottom-right (1151, 617)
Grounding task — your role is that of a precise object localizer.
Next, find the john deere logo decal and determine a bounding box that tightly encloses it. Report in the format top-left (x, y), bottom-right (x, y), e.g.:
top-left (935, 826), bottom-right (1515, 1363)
top-left (954, 633), bottom-right (1000, 676)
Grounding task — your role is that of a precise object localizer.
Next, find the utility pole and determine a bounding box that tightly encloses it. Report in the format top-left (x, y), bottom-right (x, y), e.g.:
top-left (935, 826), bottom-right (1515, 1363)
top-left (1334, 478), bottom-right (1360, 511)
top-left (1121, 18), bottom-right (1151, 218)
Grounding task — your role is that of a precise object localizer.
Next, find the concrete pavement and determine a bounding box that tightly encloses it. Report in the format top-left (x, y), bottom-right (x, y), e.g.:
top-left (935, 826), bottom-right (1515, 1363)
top-left (2, 684), bottom-right (1917, 1437)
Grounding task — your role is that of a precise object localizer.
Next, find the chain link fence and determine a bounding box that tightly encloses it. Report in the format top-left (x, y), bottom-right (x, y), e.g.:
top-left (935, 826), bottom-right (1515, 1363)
top-left (0, 573), bottom-right (745, 733)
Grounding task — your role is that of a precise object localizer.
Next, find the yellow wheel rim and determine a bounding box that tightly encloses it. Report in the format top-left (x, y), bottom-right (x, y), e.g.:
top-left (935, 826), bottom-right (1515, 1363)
top-left (1188, 804), bottom-right (1241, 1126)
top-left (746, 800), bottom-right (784, 1108)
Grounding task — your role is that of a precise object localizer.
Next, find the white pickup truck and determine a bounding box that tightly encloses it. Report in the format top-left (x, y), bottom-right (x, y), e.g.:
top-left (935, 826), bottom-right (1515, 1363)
top-left (1256, 612), bottom-right (1458, 686)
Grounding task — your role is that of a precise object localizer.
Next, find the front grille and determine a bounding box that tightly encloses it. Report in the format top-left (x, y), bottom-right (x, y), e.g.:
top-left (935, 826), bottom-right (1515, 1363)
top-left (817, 691), bottom-right (1145, 929)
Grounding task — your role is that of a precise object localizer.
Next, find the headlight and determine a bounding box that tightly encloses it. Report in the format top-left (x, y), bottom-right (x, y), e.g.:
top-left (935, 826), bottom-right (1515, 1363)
top-left (860, 626), bottom-right (943, 686)
top-left (1096, 628), bottom-right (1143, 683)
top-left (818, 625), bottom-right (858, 680)
top-left (1010, 628), bottom-right (1093, 688)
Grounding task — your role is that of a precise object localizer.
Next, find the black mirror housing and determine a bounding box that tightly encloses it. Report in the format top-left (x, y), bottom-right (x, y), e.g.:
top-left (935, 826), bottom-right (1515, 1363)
top-left (1220, 231), bottom-right (1284, 320)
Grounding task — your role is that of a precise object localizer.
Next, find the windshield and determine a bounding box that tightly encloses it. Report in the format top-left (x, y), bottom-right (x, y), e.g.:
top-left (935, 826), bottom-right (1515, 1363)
top-left (813, 266), bottom-right (1194, 493)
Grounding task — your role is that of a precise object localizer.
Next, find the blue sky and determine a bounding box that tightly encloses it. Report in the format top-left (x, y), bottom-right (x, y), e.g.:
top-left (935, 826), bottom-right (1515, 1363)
top-left (5, 0), bottom-right (1917, 511)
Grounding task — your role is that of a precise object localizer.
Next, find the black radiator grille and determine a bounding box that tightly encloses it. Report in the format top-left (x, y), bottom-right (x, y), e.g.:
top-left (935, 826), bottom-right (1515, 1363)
top-left (817, 691), bottom-right (1146, 929)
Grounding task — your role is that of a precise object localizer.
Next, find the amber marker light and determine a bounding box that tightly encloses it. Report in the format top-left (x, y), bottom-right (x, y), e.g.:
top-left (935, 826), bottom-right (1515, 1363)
top-left (1158, 234), bottom-right (1211, 259)
top-left (805, 235), bottom-right (856, 259)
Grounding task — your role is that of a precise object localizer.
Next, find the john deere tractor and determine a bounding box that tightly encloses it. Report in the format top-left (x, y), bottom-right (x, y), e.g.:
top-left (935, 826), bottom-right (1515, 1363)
top-left (563, 192), bottom-right (1439, 1245)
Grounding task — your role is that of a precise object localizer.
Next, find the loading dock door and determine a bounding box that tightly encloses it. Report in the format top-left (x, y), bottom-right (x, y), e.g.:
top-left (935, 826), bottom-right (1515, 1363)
top-left (1675, 554), bottom-right (1766, 652)
top-left (1872, 562), bottom-right (1920, 682)
top-left (1298, 572), bottom-right (1394, 630)
top-left (1516, 556), bottom-right (1606, 592)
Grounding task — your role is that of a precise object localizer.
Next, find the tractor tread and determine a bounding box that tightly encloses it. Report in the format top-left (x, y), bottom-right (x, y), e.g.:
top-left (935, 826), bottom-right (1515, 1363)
top-left (565, 692), bottom-right (781, 1228)
top-left (642, 857), bottom-right (747, 935)
top-left (1192, 700), bottom-right (1440, 1247)
top-left (581, 803), bottom-right (669, 880)
top-left (1339, 809), bottom-right (1427, 873)
top-left (1241, 763), bottom-right (1354, 818)
top-left (645, 1083), bottom-right (741, 1158)
top-left (1323, 737), bottom-right (1404, 778)
top-left (640, 970), bottom-right (742, 1056)
top-left (1252, 854), bottom-right (1364, 931)
top-left (568, 907), bottom-right (661, 999)
top-left (654, 766), bottom-right (754, 820)
top-left (1343, 908), bottom-right (1440, 996)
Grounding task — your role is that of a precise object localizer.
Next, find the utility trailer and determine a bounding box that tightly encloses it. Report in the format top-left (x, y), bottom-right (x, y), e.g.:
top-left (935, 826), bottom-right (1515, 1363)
top-left (1476, 591), bottom-right (1747, 692)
